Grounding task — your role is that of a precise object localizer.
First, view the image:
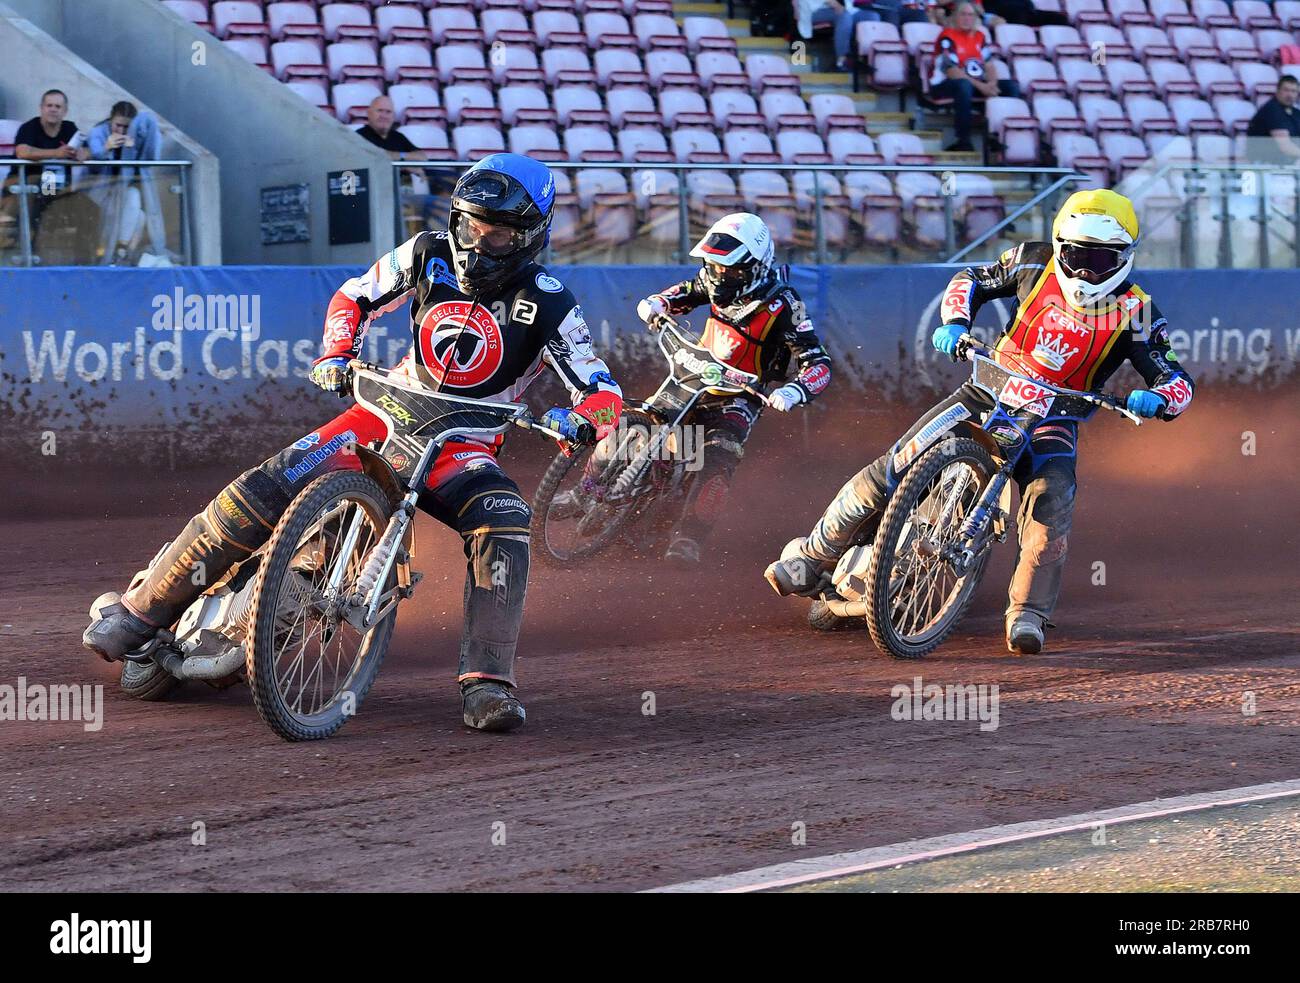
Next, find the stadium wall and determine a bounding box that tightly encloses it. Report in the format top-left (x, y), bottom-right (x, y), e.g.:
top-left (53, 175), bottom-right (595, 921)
top-left (1, 264), bottom-right (1295, 473)
top-left (4, 0), bottom-right (395, 266)
top-left (0, 1), bottom-right (220, 263)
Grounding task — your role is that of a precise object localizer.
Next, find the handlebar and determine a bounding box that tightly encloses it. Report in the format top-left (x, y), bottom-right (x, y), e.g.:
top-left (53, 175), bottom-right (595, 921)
top-left (955, 334), bottom-right (1144, 426)
top-left (648, 312), bottom-right (772, 407)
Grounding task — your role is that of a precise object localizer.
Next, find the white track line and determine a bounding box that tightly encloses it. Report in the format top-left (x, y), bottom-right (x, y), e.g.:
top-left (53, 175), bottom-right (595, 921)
top-left (647, 779), bottom-right (1300, 893)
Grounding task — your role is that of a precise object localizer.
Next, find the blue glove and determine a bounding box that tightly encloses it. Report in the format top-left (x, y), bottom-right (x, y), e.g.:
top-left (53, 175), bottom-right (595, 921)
top-left (1126, 389), bottom-right (1166, 418)
top-left (932, 323), bottom-right (965, 357)
top-left (311, 356), bottom-right (350, 393)
top-left (541, 407), bottom-right (586, 442)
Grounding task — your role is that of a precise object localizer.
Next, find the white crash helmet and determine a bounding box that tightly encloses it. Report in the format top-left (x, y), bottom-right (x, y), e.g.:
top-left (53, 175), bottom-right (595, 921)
top-left (689, 212), bottom-right (776, 308)
top-left (1051, 189), bottom-right (1140, 308)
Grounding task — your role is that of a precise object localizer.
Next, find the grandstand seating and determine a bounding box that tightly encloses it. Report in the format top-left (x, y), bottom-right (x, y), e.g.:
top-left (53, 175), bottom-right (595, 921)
top-left (155, 0), bottom-right (1299, 257)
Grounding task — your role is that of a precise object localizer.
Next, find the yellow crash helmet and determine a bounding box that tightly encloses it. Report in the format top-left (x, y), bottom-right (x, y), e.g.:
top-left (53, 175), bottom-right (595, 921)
top-left (1051, 189), bottom-right (1139, 307)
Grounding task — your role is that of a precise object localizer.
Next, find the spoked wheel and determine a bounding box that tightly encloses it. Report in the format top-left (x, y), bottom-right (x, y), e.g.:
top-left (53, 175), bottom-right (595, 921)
top-left (865, 437), bottom-right (995, 659)
top-left (531, 408), bottom-right (661, 567)
top-left (246, 471), bottom-right (397, 741)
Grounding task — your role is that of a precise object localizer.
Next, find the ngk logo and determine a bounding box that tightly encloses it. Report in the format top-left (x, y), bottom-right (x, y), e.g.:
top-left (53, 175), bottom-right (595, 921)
top-left (1000, 377), bottom-right (1054, 415)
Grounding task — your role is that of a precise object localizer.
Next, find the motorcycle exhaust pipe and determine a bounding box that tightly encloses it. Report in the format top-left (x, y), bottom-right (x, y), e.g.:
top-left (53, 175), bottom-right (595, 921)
top-left (821, 597), bottom-right (867, 619)
top-left (179, 645), bottom-right (245, 681)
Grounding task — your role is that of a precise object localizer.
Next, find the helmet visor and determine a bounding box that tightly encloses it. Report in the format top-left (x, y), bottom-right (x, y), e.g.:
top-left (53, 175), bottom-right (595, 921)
top-left (1057, 241), bottom-right (1130, 285)
top-left (452, 213), bottom-right (526, 258)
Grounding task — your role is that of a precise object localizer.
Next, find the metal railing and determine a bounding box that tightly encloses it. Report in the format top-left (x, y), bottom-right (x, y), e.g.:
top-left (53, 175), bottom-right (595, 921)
top-left (0, 158), bottom-right (193, 267)
top-left (392, 159), bottom-right (1082, 266)
top-left (1122, 159), bottom-right (1300, 269)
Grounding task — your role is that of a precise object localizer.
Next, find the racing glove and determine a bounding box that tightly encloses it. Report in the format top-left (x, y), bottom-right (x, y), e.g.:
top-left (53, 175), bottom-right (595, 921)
top-left (541, 407), bottom-right (594, 444)
top-left (637, 294), bottom-right (669, 328)
top-left (932, 323), bottom-right (965, 357)
top-left (1126, 389), bottom-right (1167, 418)
top-left (311, 357), bottom-right (351, 394)
top-left (767, 384), bottom-right (805, 413)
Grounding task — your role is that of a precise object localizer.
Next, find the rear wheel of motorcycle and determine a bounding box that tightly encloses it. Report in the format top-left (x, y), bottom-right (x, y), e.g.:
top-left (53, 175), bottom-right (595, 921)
top-left (865, 437), bottom-right (995, 660)
top-left (119, 658), bottom-right (183, 701)
top-left (247, 471), bottom-right (396, 742)
top-left (807, 600), bottom-right (865, 632)
top-left (531, 408), bottom-right (658, 567)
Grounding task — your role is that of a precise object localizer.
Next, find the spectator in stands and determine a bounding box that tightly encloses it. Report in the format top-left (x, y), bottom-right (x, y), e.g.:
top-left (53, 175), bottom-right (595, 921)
top-left (980, 0), bottom-right (1068, 26)
top-left (932, 0), bottom-right (1005, 27)
top-left (87, 101), bottom-right (168, 265)
top-left (13, 89), bottom-right (90, 255)
top-left (931, 1), bottom-right (1019, 151)
top-left (1245, 75), bottom-right (1300, 165)
top-left (356, 95), bottom-right (428, 163)
top-left (799, 1), bottom-right (881, 70)
top-left (869, 0), bottom-right (934, 28)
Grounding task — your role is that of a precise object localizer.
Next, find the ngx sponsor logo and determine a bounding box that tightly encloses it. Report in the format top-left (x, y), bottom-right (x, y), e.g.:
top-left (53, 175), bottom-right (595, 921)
top-left (999, 377), bottom-right (1055, 416)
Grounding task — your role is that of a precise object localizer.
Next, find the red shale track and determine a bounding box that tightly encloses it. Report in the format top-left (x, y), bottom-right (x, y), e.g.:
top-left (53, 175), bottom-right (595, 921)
top-left (1, 385), bottom-right (1297, 891)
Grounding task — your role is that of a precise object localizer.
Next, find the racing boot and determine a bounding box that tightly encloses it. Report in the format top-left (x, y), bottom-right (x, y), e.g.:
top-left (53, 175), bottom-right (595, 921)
top-left (461, 679), bottom-right (526, 732)
top-left (764, 537), bottom-right (832, 598)
top-left (82, 594), bottom-right (157, 663)
top-left (1006, 614), bottom-right (1046, 655)
top-left (664, 534), bottom-right (701, 566)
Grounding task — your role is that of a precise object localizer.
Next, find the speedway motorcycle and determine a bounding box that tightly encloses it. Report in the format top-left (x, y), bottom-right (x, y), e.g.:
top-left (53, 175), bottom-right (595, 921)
top-left (796, 333), bottom-right (1143, 659)
top-left (530, 313), bottom-right (770, 565)
top-left (88, 360), bottom-right (587, 741)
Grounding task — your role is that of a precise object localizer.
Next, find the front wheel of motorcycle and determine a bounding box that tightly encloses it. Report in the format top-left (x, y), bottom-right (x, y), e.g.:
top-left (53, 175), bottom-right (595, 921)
top-left (865, 437), bottom-right (995, 660)
top-left (530, 407), bottom-right (659, 567)
top-left (246, 470), bottom-right (397, 741)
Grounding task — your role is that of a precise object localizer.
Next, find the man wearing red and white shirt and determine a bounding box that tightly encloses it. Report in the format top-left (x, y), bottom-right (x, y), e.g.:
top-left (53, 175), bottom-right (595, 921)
top-left (930, 0), bottom-right (1020, 151)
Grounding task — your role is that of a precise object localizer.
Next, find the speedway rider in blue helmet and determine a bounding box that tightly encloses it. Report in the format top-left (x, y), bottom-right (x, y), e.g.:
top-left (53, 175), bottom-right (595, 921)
top-left (84, 154), bottom-right (623, 732)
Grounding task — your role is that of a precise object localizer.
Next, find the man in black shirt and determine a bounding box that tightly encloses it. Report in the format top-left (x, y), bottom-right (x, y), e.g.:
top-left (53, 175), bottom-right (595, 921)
top-left (1246, 75), bottom-right (1300, 165)
top-left (13, 89), bottom-right (91, 254)
top-left (355, 95), bottom-right (428, 162)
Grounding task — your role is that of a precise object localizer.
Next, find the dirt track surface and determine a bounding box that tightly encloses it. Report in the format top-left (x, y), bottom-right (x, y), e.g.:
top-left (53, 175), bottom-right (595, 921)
top-left (1, 385), bottom-right (1297, 891)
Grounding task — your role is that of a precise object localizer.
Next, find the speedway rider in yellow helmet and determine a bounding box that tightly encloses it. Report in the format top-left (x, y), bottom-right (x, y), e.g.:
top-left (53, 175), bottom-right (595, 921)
top-left (765, 189), bottom-right (1195, 655)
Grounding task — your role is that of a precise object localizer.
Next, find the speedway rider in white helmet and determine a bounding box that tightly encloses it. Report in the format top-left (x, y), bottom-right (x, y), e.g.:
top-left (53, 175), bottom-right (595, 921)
top-left (765, 189), bottom-right (1194, 655)
top-left (634, 212), bottom-right (832, 565)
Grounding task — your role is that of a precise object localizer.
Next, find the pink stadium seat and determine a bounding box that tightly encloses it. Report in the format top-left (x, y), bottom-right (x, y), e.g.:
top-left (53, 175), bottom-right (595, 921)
top-left (710, 90), bottom-right (759, 127)
top-left (554, 86), bottom-right (604, 126)
top-left (683, 16), bottom-right (731, 53)
top-left (724, 129), bottom-right (776, 163)
top-left (1210, 27), bottom-right (1258, 59)
top-left (696, 52), bottom-right (745, 88)
top-left (541, 48), bottom-right (595, 86)
top-left (389, 82), bottom-right (441, 124)
top-left (331, 80), bottom-right (382, 121)
top-left (320, 3), bottom-right (375, 42)
top-left (608, 88), bottom-right (657, 126)
top-left (381, 43), bottom-right (434, 83)
top-left (660, 89), bottom-right (709, 126)
top-left (1062, 0), bottom-right (1105, 21)
top-left (1233, 0), bottom-right (1280, 27)
top-left (593, 48), bottom-right (644, 86)
top-left (490, 46), bottom-right (542, 84)
top-left (739, 172), bottom-right (798, 247)
top-left (646, 50), bottom-right (697, 87)
top-left (223, 37), bottom-right (269, 66)
top-left (271, 39), bottom-right (325, 81)
top-left (267, 3), bottom-right (322, 42)
top-left (1193, 132), bottom-right (1233, 161)
top-left (1038, 24), bottom-right (1083, 54)
top-left (902, 21), bottom-right (941, 56)
top-left (1078, 94), bottom-right (1127, 133)
top-left (809, 93), bottom-right (862, 136)
top-left (994, 23), bottom-right (1039, 51)
top-left (508, 124), bottom-right (563, 159)
top-left (1270, 0), bottom-right (1300, 29)
top-left (1081, 23), bottom-right (1129, 59)
top-left (1212, 96), bottom-right (1255, 133)
top-left (326, 41), bottom-right (380, 82)
top-left (1052, 133), bottom-right (1109, 186)
top-left (428, 7), bottom-right (479, 44)
top-left (1126, 94), bottom-right (1177, 134)
top-left (287, 80), bottom-right (330, 112)
top-left (776, 130), bottom-right (829, 164)
top-left (1032, 93), bottom-right (1085, 135)
top-left (1059, 58), bottom-right (1106, 94)
top-left (453, 124), bottom-right (507, 160)
top-left (549, 171), bottom-right (580, 248)
top-left (585, 12), bottom-right (634, 48)
top-left (745, 53), bottom-right (797, 90)
top-left (499, 86), bottom-right (553, 125)
top-left (1236, 63), bottom-right (1279, 99)
top-left (1193, 61), bottom-right (1243, 98)
top-left (1099, 132), bottom-right (1150, 177)
top-left (375, 5), bottom-right (429, 44)
top-left (1108, 0), bottom-right (1150, 24)
top-left (985, 96), bottom-right (1039, 163)
top-left (1104, 59), bottom-right (1155, 98)
top-left (827, 130), bottom-right (879, 164)
top-left (1014, 57), bottom-right (1064, 95)
top-left (1171, 95), bottom-right (1221, 132)
top-left (534, 11), bottom-right (583, 46)
top-left (634, 13), bottom-right (682, 50)
top-left (1149, 58), bottom-right (1195, 92)
top-left (1168, 25), bottom-right (1213, 57)
top-left (860, 187), bottom-right (903, 248)
top-left (442, 83), bottom-right (496, 125)
top-left (401, 123), bottom-right (451, 152)
top-left (435, 44), bottom-right (488, 84)
top-left (1189, 0), bottom-right (1232, 26)
top-left (672, 128), bottom-right (724, 163)
top-left (877, 131), bottom-right (925, 163)
top-left (482, 9), bottom-right (531, 44)
top-left (760, 90), bottom-right (810, 129)
top-left (565, 125), bottom-right (618, 162)
top-left (1254, 30), bottom-right (1295, 61)
top-left (1148, 0), bottom-right (1193, 27)
top-left (1125, 25), bottom-right (1177, 59)
top-left (855, 21), bottom-right (909, 90)
top-left (213, 2), bottom-right (265, 40)
top-left (618, 127), bottom-right (670, 161)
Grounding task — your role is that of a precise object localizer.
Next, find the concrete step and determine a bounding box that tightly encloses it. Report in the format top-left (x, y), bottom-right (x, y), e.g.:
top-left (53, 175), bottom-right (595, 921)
top-left (674, 2), bottom-right (731, 15)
